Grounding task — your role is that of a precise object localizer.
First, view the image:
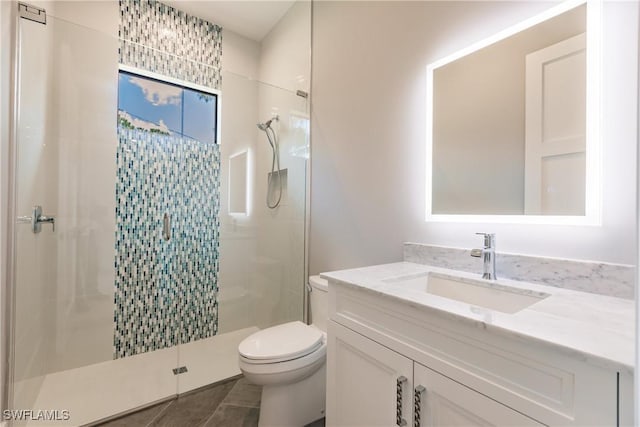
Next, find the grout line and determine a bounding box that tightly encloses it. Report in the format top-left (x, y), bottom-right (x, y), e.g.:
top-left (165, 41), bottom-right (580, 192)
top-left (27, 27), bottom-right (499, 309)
top-left (85, 397), bottom-right (176, 426)
top-left (217, 380), bottom-right (238, 405)
top-left (199, 403), bottom-right (260, 427)
top-left (200, 380), bottom-right (252, 426)
top-left (219, 402), bottom-right (261, 409)
top-left (196, 380), bottom-right (240, 427)
top-left (144, 401), bottom-right (174, 427)
top-left (199, 403), bottom-right (220, 427)
top-left (179, 374), bottom-right (242, 398)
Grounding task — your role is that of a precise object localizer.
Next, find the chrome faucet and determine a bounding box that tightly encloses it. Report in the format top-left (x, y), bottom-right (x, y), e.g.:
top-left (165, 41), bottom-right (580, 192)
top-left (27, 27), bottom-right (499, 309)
top-left (471, 233), bottom-right (496, 280)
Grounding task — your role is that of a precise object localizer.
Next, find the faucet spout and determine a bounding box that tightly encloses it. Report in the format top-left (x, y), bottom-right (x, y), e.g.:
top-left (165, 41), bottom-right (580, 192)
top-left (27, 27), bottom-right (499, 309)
top-left (471, 233), bottom-right (496, 280)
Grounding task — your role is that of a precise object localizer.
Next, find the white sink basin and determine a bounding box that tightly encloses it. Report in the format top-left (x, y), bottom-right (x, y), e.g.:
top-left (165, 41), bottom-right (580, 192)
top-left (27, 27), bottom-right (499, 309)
top-left (384, 273), bottom-right (549, 314)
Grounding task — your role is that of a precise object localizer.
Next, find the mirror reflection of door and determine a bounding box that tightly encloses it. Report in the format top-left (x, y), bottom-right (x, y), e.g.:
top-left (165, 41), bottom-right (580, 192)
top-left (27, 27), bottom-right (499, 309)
top-left (524, 33), bottom-right (586, 215)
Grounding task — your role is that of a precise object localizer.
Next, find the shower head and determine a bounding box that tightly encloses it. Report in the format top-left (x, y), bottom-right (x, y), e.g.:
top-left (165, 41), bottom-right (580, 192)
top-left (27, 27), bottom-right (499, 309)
top-left (257, 115), bottom-right (279, 131)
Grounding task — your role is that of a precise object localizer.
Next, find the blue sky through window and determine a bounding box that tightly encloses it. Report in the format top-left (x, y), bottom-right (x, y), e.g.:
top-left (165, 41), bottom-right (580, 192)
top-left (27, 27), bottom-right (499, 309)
top-left (117, 71), bottom-right (217, 143)
top-left (183, 88), bottom-right (217, 144)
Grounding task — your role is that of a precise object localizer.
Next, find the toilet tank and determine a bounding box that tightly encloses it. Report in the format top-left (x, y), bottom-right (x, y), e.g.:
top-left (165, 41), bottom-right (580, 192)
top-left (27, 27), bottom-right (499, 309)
top-left (309, 276), bottom-right (328, 332)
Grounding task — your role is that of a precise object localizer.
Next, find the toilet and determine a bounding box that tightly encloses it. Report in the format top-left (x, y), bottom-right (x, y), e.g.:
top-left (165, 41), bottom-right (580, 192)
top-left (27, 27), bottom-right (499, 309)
top-left (238, 276), bottom-right (328, 427)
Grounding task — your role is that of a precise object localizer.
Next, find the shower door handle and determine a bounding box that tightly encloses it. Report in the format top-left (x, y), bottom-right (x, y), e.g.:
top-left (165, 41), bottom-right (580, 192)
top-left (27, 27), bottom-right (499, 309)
top-left (162, 213), bottom-right (171, 241)
top-left (17, 205), bottom-right (55, 233)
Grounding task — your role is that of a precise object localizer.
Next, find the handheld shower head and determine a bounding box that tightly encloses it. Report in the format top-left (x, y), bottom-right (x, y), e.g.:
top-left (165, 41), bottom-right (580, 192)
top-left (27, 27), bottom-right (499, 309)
top-left (256, 115), bottom-right (279, 131)
top-left (256, 115), bottom-right (282, 208)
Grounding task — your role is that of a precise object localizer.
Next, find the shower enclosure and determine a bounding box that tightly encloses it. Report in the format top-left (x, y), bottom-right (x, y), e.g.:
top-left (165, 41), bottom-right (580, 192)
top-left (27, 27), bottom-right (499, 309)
top-left (7, 2), bottom-right (309, 424)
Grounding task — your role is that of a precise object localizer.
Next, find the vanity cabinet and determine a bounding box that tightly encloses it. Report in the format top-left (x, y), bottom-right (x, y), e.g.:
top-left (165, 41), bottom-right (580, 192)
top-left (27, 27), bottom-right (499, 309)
top-left (326, 281), bottom-right (631, 426)
top-left (328, 321), bottom-right (543, 427)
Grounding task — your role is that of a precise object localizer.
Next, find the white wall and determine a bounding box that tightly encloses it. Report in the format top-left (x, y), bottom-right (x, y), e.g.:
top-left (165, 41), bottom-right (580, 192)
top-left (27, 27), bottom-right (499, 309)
top-left (259, 0), bottom-right (311, 93)
top-left (223, 30), bottom-right (261, 79)
top-left (29, 1), bottom-right (118, 36)
top-left (310, 1), bottom-right (639, 275)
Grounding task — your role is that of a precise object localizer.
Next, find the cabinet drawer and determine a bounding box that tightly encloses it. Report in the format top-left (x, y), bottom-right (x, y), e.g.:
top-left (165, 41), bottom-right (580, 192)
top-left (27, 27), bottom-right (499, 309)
top-left (414, 361), bottom-right (544, 426)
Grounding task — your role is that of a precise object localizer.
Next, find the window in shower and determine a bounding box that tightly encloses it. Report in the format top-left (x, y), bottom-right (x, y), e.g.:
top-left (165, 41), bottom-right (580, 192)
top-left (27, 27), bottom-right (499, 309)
top-left (117, 69), bottom-right (218, 144)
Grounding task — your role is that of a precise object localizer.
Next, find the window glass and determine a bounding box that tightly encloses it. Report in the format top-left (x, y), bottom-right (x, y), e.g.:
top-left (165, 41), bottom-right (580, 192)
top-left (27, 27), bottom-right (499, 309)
top-left (117, 71), bottom-right (182, 135)
top-left (183, 88), bottom-right (217, 144)
top-left (117, 71), bottom-right (217, 143)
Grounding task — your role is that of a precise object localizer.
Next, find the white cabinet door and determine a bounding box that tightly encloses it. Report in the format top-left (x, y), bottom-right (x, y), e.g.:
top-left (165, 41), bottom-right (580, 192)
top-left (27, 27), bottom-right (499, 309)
top-left (327, 321), bottom-right (414, 427)
top-left (413, 362), bottom-right (544, 427)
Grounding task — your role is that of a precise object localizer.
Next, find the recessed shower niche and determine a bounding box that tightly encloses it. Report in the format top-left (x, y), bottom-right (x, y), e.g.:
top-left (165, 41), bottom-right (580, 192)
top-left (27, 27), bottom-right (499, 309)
top-left (229, 150), bottom-right (249, 215)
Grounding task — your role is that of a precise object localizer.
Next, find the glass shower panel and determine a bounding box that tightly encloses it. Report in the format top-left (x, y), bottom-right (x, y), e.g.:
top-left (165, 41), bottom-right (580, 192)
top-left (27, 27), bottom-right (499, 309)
top-left (215, 71), bottom-right (261, 337)
top-left (216, 70), bottom-right (309, 335)
top-left (174, 69), bottom-right (309, 394)
top-left (12, 15), bottom-right (178, 425)
top-left (254, 80), bottom-right (309, 327)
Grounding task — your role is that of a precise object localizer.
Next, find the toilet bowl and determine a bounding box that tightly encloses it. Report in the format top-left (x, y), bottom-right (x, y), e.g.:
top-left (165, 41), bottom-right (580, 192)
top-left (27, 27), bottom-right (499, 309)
top-left (238, 276), bottom-right (328, 427)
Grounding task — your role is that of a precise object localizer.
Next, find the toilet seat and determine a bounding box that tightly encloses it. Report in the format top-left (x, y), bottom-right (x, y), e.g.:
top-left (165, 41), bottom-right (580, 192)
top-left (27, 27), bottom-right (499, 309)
top-left (239, 321), bottom-right (324, 364)
top-left (239, 341), bottom-right (326, 379)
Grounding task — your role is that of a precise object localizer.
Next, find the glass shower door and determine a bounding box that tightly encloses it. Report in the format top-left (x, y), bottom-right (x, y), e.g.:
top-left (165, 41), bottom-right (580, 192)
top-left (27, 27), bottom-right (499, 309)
top-left (214, 70), bottom-right (309, 344)
top-left (11, 14), bottom-right (179, 425)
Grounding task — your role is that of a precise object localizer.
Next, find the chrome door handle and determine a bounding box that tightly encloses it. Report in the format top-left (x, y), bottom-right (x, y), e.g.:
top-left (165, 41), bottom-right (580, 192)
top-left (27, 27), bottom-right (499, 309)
top-left (162, 213), bottom-right (171, 241)
top-left (396, 376), bottom-right (408, 426)
top-left (17, 205), bottom-right (55, 233)
top-left (413, 385), bottom-right (426, 427)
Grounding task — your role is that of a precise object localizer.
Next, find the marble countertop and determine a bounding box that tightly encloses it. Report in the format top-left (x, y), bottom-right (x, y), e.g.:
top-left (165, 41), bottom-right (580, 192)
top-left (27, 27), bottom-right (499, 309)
top-left (321, 262), bottom-right (635, 372)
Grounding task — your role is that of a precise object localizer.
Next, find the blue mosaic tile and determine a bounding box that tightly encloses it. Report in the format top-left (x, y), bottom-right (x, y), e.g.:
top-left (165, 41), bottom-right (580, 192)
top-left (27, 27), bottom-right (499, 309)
top-left (114, 128), bottom-right (220, 358)
top-left (119, 0), bottom-right (222, 90)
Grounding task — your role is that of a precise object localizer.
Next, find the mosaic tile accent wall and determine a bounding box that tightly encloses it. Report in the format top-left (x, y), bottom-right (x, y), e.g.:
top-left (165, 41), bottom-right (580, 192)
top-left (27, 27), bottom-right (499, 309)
top-left (115, 0), bottom-right (222, 358)
top-left (114, 129), bottom-right (221, 358)
top-left (119, 0), bottom-right (222, 89)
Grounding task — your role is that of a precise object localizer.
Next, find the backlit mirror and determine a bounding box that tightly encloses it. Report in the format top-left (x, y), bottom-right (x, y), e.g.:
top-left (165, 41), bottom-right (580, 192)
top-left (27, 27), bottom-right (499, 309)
top-left (426, 0), bottom-right (601, 224)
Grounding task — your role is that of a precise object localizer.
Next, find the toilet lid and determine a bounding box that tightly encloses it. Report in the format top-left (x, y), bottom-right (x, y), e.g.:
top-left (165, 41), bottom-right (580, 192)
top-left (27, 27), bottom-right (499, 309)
top-left (239, 321), bottom-right (324, 362)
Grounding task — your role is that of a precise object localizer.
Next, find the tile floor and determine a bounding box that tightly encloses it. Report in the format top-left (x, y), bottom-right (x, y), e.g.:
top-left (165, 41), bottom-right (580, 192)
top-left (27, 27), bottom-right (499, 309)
top-left (95, 377), bottom-right (326, 427)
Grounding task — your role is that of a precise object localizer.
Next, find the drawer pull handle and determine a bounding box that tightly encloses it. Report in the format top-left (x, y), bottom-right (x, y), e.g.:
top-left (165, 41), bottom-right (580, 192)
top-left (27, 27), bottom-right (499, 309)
top-left (414, 385), bottom-right (426, 427)
top-left (396, 376), bottom-right (408, 426)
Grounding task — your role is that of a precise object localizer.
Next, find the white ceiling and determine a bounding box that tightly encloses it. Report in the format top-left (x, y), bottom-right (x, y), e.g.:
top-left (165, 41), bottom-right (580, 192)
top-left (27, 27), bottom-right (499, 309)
top-left (163, 1), bottom-right (296, 42)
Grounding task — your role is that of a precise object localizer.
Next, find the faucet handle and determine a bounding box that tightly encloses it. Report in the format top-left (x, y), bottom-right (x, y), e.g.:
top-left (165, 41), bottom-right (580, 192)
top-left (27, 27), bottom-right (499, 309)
top-left (470, 248), bottom-right (483, 258)
top-left (475, 232), bottom-right (495, 248)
